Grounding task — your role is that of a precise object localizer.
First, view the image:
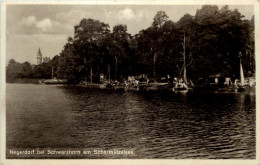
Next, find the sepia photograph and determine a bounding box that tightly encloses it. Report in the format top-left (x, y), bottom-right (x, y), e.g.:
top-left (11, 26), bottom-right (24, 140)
top-left (1, 0), bottom-right (259, 164)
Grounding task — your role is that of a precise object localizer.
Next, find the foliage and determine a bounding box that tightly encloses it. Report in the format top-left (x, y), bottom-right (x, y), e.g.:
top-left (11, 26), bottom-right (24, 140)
top-left (7, 6), bottom-right (255, 84)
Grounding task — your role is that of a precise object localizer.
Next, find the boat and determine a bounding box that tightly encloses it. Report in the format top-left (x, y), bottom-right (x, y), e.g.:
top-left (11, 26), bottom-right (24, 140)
top-left (237, 57), bottom-right (245, 92)
top-left (232, 54), bottom-right (245, 92)
top-left (110, 81), bottom-right (129, 90)
top-left (172, 32), bottom-right (193, 92)
top-left (44, 78), bottom-right (67, 84)
top-left (219, 53), bottom-right (255, 93)
top-left (147, 80), bottom-right (169, 90)
top-left (172, 77), bottom-right (189, 92)
top-left (137, 78), bottom-right (149, 88)
top-left (104, 64), bottom-right (127, 90)
top-left (43, 66), bottom-right (67, 84)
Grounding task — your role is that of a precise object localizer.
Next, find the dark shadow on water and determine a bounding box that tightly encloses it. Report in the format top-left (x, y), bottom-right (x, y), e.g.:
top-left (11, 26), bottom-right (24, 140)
top-left (6, 84), bottom-right (255, 159)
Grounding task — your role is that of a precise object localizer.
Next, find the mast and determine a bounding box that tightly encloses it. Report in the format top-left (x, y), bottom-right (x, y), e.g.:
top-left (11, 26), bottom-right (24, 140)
top-left (183, 31), bottom-right (187, 83)
top-left (153, 53), bottom-right (156, 79)
top-left (115, 56), bottom-right (117, 81)
top-left (90, 66), bottom-right (93, 84)
top-left (84, 56), bottom-right (87, 83)
top-left (108, 64), bottom-right (111, 83)
top-left (151, 44), bottom-right (156, 80)
top-left (52, 66), bottom-right (54, 79)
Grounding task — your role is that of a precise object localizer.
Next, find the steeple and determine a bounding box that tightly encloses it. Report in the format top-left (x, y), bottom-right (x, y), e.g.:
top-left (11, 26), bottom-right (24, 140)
top-left (37, 48), bottom-right (42, 65)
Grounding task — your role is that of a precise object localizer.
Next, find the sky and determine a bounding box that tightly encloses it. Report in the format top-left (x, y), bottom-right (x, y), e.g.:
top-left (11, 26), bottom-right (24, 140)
top-left (6, 4), bottom-right (254, 65)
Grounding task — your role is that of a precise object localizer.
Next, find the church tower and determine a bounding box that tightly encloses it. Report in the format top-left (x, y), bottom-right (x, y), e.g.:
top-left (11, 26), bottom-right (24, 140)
top-left (37, 48), bottom-right (42, 65)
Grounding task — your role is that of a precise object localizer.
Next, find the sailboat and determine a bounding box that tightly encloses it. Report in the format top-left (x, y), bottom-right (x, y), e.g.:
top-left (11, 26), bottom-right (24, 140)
top-left (237, 58), bottom-right (245, 92)
top-left (172, 32), bottom-right (191, 92)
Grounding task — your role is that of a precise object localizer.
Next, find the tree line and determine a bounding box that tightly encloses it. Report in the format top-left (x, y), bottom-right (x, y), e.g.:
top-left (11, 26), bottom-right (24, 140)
top-left (7, 5), bottom-right (255, 84)
top-left (6, 55), bottom-right (60, 82)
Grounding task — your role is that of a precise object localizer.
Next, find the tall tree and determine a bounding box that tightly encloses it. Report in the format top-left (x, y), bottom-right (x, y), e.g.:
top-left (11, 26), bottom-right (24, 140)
top-left (72, 19), bottom-right (110, 83)
top-left (110, 24), bottom-right (131, 80)
top-left (188, 5), bottom-right (252, 79)
top-left (152, 11), bottom-right (169, 29)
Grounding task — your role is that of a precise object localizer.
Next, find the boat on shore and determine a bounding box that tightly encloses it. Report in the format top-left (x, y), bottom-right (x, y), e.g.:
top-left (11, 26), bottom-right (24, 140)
top-left (43, 78), bottom-right (67, 84)
top-left (172, 80), bottom-right (188, 92)
top-left (230, 54), bottom-right (255, 93)
top-left (147, 82), bottom-right (169, 90)
top-left (171, 32), bottom-right (193, 92)
top-left (106, 81), bottom-right (128, 90)
top-left (40, 66), bottom-right (67, 85)
top-left (237, 56), bottom-right (245, 92)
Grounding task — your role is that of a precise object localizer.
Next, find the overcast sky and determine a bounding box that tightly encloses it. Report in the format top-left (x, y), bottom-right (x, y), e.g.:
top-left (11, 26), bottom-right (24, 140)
top-left (6, 4), bottom-right (254, 64)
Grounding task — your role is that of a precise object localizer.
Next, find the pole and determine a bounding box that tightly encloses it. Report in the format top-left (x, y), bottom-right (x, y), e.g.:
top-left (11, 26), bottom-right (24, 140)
top-left (108, 64), bottom-right (110, 83)
top-left (84, 56), bottom-right (87, 83)
top-left (85, 67), bottom-right (88, 84)
top-left (183, 31), bottom-right (187, 83)
top-left (153, 53), bottom-right (156, 79)
top-left (115, 56), bottom-right (117, 81)
top-left (52, 66), bottom-right (54, 79)
top-left (90, 66), bottom-right (93, 84)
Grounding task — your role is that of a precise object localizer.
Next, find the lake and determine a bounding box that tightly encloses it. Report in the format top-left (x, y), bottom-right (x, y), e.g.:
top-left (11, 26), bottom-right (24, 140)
top-left (6, 83), bottom-right (255, 159)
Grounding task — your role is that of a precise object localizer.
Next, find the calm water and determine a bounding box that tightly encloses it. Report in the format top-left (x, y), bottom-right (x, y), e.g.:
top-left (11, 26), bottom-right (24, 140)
top-left (6, 84), bottom-right (255, 159)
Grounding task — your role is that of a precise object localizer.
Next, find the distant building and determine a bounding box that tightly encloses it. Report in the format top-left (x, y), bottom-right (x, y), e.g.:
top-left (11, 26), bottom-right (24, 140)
top-left (36, 48), bottom-right (51, 64)
top-left (43, 57), bottom-right (51, 63)
top-left (37, 48), bottom-right (42, 65)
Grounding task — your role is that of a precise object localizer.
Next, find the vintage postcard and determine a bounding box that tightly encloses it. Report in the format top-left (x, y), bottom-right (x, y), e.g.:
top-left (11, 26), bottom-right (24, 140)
top-left (1, 0), bottom-right (259, 165)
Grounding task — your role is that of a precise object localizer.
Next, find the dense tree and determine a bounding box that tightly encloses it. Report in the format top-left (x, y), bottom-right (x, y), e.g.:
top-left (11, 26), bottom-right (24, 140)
top-left (6, 59), bottom-right (25, 80)
top-left (58, 19), bottom-right (111, 83)
top-left (110, 24), bottom-right (132, 80)
top-left (7, 6), bottom-right (255, 84)
top-left (57, 37), bottom-right (79, 83)
top-left (152, 11), bottom-right (169, 29)
top-left (189, 5), bottom-right (253, 79)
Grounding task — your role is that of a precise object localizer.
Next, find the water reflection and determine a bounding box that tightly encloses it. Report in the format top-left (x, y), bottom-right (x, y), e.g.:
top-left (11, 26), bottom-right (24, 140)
top-left (6, 84), bottom-right (255, 159)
